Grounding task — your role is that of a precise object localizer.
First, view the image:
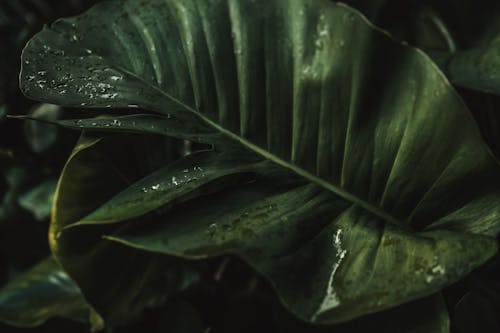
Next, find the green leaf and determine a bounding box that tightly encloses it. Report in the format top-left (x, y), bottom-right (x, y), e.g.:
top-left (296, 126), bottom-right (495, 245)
top-left (48, 133), bottom-right (225, 326)
top-left (18, 179), bottom-right (57, 221)
top-left (20, 0), bottom-right (500, 325)
top-left (0, 256), bottom-right (89, 327)
top-left (275, 293), bottom-right (450, 333)
top-left (446, 38), bottom-right (500, 94)
top-left (424, 2), bottom-right (500, 94)
top-left (106, 178), bottom-right (495, 324)
top-left (69, 150), bottom-right (268, 227)
top-left (12, 113), bottom-right (223, 144)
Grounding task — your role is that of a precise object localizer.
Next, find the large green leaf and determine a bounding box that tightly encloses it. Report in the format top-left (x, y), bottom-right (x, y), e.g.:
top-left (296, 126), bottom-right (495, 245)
top-left (0, 256), bottom-right (89, 327)
top-left (20, 0), bottom-right (500, 325)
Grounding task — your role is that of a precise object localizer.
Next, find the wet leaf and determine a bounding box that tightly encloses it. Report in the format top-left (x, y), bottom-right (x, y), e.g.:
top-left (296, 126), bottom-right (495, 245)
top-left (107, 179), bottom-right (495, 324)
top-left (12, 113), bottom-right (223, 144)
top-left (20, 0), bottom-right (500, 325)
top-left (48, 133), bottom-right (223, 326)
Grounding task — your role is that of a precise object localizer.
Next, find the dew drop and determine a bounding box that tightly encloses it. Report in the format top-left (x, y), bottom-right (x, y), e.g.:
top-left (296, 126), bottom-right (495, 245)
top-left (206, 223), bottom-right (218, 238)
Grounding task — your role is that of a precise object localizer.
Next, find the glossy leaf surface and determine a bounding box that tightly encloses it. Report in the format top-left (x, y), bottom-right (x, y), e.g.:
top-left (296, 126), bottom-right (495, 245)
top-left (107, 179), bottom-right (495, 323)
top-left (20, 0), bottom-right (500, 325)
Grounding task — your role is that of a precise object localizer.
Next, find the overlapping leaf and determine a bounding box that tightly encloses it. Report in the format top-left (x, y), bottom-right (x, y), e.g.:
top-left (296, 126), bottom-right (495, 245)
top-left (48, 132), bottom-right (274, 325)
top-left (20, 0), bottom-right (500, 326)
top-left (47, 133), bottom-right (207, 326)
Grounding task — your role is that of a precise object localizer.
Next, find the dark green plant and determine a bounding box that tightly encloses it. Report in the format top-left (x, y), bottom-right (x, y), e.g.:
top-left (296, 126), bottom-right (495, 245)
top-left (3, 0), bottom-right (500, 332)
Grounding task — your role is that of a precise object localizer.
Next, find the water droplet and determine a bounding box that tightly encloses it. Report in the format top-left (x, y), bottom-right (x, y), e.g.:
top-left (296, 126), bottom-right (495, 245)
top-left (110, 75), bottom-right (122, 81)
top-left (36, 80), bottom-right (46, 88)
top-left (38, 70), bottom-right (47, 76)
top-left (101, 93), bottom-right (118, 99)
top-left (431, 264), bottom-right (445, 275)
top-left (171, 176), bottom-right (179, 185)
top-left (311, 229), bottom-right (346, 321)
top-left (206, 223), bottom-right (218, 238)
top-left (69, 34), bottom-right (79, 42)
top-left (141, 187), bottom-right (148, 193)
top-left (151, 184), bottom-right (160, 190)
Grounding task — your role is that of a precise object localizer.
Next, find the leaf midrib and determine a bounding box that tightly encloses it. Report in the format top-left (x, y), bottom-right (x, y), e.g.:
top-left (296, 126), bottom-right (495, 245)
top-left (106, 61), bottom-right (402, 227)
